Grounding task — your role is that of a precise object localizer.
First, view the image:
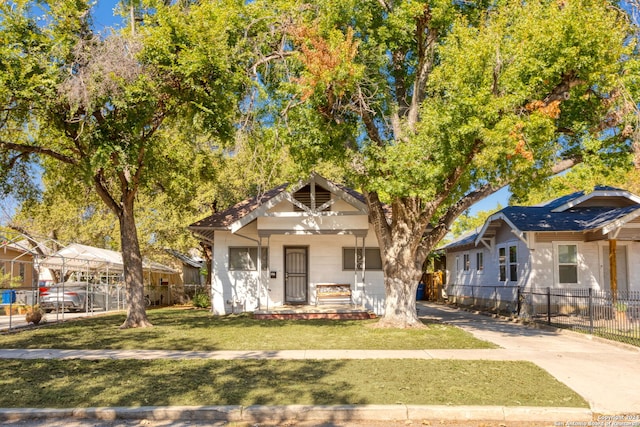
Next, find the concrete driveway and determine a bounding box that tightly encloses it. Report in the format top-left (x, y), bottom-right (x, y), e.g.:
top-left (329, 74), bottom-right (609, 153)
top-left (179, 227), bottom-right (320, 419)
top-left (417, 302), bottom-right (640, 414)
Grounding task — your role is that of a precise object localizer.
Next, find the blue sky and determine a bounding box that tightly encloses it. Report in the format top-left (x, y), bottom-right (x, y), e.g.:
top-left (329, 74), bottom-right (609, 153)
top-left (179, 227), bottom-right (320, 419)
top-left (92, 0), bottom-right (123, 31)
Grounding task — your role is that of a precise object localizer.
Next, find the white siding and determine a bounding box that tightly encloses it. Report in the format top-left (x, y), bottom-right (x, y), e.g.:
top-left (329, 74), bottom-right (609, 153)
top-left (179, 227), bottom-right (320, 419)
top-left (212, 224), bottom-right (386, 315)
top-left (629, 242), bottom-right (640, 292)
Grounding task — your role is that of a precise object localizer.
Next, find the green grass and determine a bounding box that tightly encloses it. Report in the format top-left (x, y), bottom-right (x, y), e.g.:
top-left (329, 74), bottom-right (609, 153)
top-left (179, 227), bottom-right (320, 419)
top-left (0, 359), bottom-right (587, 408)
top-left (0, 308), bottom-right (496, 350)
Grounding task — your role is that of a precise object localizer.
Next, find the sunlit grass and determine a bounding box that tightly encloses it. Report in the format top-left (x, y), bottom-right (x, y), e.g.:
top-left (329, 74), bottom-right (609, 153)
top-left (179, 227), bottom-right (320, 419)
top-left (0, 359), bottom-right (587, 408)
top-left (0, 308), bottom-right (496, 350)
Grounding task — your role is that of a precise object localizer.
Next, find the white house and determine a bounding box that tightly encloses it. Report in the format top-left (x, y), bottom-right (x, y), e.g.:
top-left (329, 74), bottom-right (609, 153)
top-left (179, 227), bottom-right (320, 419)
top-left (188, 173), bottom-right (386, 315)
top-left (442, 186), bottom-right (640, 296)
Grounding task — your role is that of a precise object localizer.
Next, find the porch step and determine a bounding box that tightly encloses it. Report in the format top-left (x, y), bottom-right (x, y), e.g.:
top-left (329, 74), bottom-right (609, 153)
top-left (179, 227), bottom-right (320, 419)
top-left (253, 305), bottom-right (376, 320)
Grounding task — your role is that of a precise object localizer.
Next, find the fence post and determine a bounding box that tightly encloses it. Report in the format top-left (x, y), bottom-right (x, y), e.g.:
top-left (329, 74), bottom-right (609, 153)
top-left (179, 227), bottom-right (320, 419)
top-left (547, 287), bottom-right (551, 325)
top-left (517, 287), bottom-right (521, 316)
top-left (588, 288), bottom-right (593, 334)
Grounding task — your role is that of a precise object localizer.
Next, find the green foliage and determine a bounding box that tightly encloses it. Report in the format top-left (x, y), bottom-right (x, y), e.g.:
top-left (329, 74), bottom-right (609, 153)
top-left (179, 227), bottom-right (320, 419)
top-left (450, 204), bottom-right (503, 238)
top-left (0, 272), bottom-right (22, 289)
top-left (191, 291), bottom-right (210, 309)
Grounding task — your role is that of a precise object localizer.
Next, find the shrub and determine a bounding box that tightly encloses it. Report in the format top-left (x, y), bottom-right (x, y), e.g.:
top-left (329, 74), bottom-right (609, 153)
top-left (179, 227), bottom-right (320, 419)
top-left (191, 292), bottom-right (210, 309)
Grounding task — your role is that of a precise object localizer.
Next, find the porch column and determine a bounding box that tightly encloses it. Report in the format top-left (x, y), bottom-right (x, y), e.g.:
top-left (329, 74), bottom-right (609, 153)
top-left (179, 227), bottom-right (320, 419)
top-left (210, 243), bottom-right (226, 315)
top-left (609, 239), bottom-right (617, 297)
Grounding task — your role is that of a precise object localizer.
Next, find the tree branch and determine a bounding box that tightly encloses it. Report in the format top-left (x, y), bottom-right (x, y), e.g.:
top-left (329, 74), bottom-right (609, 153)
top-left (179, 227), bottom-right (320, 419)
top-left (407, 5), bottom-right (437, 131)
top-left (93, 169), bottom-right (121, 215)
top-left (0, 140), bottom-right (78, 165)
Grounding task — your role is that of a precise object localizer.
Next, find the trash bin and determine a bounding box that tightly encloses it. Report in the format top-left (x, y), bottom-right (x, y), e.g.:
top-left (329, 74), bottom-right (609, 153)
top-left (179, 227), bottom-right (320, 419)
top-left (2, 290), bottom-right (16, 304)
top-left (416, 283), bottom-right (425, 301)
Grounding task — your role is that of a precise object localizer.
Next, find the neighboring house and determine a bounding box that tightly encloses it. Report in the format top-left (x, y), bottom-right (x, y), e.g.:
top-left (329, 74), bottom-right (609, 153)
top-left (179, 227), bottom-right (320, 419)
top-left (188, 173), bottom-right (386, 315)
top-left (165, 249), bottom-right (204, 286)
top-left (442, 186), bottom-right (640, 295)
top-left (0, 239), bottom-right (37, 290)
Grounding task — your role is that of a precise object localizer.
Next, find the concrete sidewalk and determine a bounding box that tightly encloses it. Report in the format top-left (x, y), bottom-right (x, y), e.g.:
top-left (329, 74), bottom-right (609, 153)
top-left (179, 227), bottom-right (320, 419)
top-left (416, 302), bottom-right (640, 414)
top-left (0, 302), bottom-right (638, 425)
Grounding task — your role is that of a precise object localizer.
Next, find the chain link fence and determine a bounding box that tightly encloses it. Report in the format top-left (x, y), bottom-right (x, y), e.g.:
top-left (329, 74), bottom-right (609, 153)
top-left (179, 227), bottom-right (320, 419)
top-left (444, 284), bottom-right (640, 346)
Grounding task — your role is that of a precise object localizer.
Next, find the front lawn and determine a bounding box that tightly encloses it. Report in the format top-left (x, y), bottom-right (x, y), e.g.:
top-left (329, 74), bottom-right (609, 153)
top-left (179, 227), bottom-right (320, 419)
top-left (0, 358), bottom-right (587, 408)
top-left (0, 308), bottom-right (496, 350)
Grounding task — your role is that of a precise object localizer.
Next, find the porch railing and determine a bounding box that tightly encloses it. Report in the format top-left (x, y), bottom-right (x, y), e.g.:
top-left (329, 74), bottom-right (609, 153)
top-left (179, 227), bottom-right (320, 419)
top-left (444, 284), bottom-right (640, 347)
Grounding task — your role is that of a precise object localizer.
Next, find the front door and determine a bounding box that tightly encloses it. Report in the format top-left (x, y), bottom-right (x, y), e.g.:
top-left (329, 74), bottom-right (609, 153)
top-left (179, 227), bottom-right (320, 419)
top-left (603, 245), bottom-right (629, 294)
top-left (285, 247), bottom-right (308, 304)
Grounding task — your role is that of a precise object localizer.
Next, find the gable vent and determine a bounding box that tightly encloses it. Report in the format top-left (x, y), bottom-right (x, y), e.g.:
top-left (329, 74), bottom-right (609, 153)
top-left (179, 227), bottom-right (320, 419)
top-left (293, 185), bottom-right (331, 212)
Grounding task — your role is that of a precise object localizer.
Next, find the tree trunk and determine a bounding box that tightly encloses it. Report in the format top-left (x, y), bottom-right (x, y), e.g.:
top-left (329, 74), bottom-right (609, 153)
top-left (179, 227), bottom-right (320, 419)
top-left (366, 193), bottom-right (428, 328)
top-left (375, 250), bottom-right (424, 328)
top-left (118, 193), bottom-right (152, 329)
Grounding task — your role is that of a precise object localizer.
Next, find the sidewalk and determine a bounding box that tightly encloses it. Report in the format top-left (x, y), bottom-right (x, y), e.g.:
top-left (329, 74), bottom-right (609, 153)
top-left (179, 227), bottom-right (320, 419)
top-left (416, 302), bottom-right (640, 414)
top-left (0, 302), bottom-right (638, 425)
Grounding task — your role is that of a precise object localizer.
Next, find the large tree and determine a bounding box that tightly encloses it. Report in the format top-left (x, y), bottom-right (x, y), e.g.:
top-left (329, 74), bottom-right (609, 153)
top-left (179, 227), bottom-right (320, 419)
top-left (0, 0), bottom-right (245, 327)
top-left (251, 0), bottom-right (639, 327)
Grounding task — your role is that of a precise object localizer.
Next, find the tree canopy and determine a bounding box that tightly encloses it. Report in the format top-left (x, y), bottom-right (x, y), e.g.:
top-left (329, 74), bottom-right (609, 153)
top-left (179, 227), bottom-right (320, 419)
top-left (0, 0), bottom-right (249, 327)
top-left (247, 0), bottom-right (639, 326)
top-left (1, 0), bottom-right (638, 328)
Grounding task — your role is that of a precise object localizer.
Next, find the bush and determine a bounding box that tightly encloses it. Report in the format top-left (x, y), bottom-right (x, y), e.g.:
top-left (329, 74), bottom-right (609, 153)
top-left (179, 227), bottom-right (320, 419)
top-left (191, 292), bottom-right (210, 308)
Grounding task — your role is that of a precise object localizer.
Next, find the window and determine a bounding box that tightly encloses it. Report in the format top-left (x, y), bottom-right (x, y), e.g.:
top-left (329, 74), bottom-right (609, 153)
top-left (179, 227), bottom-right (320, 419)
top-left (229, 247), bottom-right (269, 271)
top-left (509, 245), bottom-right (518, 281)
top-left (476, 252), bottom-right (484, 272)
top-left (343, 248), bottom-right (383, 270)
top-left (498, 245), bottom-right (517, 281)
top-left (558, 244), bottom-right (578, 283)
top-left (19, 264), bottom-right (25, 280)
top-left (463, 253), bottom-right (470, 271)
top-left (498, 247), bottom-right (506, 281)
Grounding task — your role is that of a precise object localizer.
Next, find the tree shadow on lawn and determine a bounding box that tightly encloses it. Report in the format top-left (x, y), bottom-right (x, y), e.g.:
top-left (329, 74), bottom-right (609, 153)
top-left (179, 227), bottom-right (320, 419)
top-left (0, 358), bottom-right (366, 409)
top-left (0, 307), bottom-right (483, 351)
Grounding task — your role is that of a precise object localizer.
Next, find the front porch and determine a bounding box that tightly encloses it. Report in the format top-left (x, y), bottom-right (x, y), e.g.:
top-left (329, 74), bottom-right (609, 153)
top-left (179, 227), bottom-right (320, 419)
top-left (254, 304), bottom-right (376, 320)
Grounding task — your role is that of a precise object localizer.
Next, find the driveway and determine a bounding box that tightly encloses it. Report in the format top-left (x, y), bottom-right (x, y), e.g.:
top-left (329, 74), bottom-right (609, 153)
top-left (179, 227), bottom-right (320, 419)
top-left (417, 301), bottom-right (640, 414)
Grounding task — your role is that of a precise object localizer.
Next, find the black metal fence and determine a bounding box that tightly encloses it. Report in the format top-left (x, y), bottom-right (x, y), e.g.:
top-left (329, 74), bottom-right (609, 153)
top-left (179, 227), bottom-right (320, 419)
top-left (444, 284), bottom-right (640, 346)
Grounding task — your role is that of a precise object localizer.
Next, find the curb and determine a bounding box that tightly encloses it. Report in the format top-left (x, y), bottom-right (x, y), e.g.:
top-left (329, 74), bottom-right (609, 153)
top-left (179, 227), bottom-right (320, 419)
top-left (0, 405), bottom-right (595, 423)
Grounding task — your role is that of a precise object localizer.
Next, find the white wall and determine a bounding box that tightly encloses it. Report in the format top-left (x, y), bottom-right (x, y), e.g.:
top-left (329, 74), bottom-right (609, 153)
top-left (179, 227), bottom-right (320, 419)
top-left (211, 224), bottom-right (386, 315)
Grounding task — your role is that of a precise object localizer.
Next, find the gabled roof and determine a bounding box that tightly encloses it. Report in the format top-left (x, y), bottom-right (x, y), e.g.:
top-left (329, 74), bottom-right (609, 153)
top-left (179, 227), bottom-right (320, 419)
top-left (189, 184), bottom-right (288, 231)
top-left (188, 173), bottom-right (372, 242)
top-left (443, 186), bottom-right (640, 251)
top-left (165, 249), bottom-right (204, 269)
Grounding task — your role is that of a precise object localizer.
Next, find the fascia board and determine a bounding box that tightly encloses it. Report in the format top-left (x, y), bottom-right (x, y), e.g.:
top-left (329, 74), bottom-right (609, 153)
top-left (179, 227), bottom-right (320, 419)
top-left (601, 207), bottom-right (640, 235)
top-left (552, 190), bottom-right (640, 213)
top-left (474, 212), bottom-right (523, 246)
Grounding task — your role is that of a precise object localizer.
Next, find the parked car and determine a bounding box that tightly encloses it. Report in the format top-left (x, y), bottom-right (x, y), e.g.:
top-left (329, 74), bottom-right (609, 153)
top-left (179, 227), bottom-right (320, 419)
top-left (39, 282), bottom-right (107, 313)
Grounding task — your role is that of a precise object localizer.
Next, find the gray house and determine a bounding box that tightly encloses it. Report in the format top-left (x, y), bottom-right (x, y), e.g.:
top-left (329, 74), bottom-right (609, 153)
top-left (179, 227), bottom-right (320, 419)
top-left (442, 186), bottom-right (640, 296)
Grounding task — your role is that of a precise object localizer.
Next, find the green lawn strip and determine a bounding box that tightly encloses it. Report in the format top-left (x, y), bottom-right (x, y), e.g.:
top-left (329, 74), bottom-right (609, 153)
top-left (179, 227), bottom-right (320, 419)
top-left (0, 309), bottom-right (496, 350)
top-left (0, 359), bottom-right (586, 408)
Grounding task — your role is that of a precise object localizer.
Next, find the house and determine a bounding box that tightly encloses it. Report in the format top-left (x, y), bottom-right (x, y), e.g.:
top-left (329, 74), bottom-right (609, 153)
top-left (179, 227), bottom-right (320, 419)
top-left (188, 173), bottom-right (386, 315)
top-left (0, 238), bottom-right (38, 291)
top-left (442, 186), bottom-right (640, 297)
top-left (165, 249), bottom-right (205, 286)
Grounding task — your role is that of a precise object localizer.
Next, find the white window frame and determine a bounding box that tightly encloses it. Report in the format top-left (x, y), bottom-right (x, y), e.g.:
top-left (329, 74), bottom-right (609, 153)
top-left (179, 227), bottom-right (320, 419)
top-left (228, 247), bottom-right (269, 271)
top-left (508, 244), bottom-right (518, 282)
top-left (342, 247), bottom-right (382, 270)
top-left (555, 242), bottom-right (579, 285)
top-left (498, 247), bottom-right (507, 282)
top-left (498, 243), bottom-right (518, 282)
top-left (463, 253), bottom-right (470, 272)
top-left (476, 251), bottom-right (484, 273)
